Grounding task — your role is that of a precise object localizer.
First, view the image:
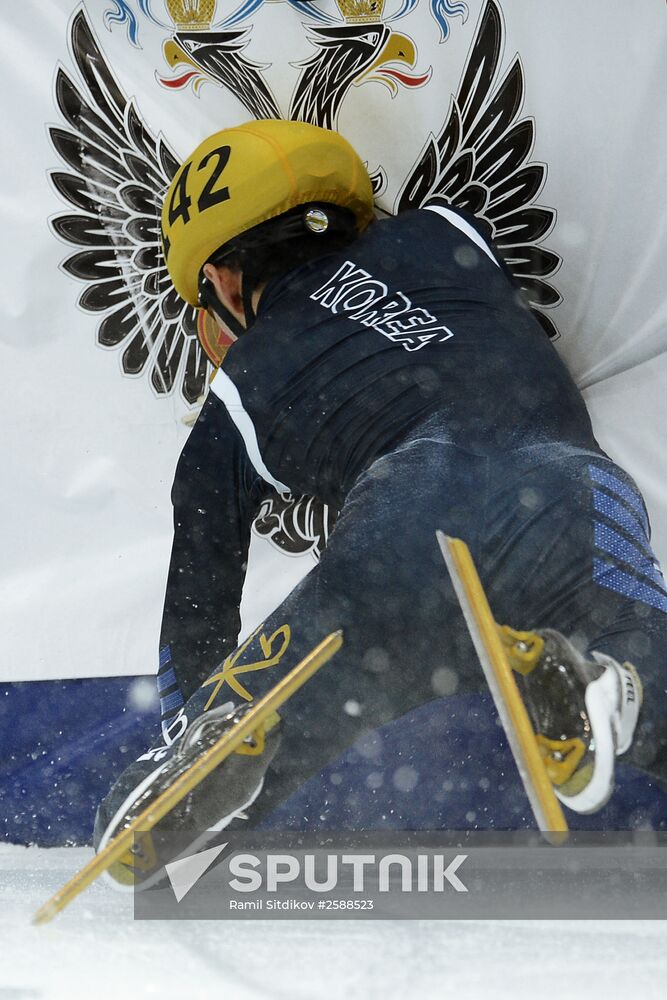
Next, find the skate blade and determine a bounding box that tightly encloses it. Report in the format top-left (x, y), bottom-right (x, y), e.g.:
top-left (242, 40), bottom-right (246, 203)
top-left (32, 630), bottom-right (343, 924)
top-left (437, 532), bottom-right (568, 843)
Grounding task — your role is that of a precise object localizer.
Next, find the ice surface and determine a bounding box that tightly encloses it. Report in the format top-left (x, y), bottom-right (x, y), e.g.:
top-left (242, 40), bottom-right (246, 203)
top-left (2, 843), bottom-right (667, 1000)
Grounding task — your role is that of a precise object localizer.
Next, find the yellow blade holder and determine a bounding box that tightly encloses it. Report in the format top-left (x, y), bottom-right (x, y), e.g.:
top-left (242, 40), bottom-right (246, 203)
top-left (33, 630), bottom-right (344, 926)
top-left (436, 533), bottom-right (568, 842)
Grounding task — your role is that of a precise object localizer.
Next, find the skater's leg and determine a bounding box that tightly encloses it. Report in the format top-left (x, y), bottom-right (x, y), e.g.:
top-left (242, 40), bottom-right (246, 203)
top-left (96, 440), bottom-right (491, 840)
top-left (479, 445), bottom-right (667, 780)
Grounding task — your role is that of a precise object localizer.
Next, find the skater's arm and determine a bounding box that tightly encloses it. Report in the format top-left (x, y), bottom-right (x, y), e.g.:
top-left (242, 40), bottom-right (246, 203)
top-left (159, 391), bottom-right (269, 704)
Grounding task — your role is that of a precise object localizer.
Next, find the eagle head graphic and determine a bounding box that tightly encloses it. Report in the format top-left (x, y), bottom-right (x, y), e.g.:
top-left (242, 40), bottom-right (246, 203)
top-left (158, 28), bottom-right (280, 120)
top-left (290, 23), bottom-right (431, 130)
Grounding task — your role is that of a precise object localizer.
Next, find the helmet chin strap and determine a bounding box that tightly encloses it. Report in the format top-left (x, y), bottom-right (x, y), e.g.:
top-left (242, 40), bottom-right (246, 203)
top-left (196, 205), bottom-right (357, 338)
top-left (198, 273), bottom-right (254, 340)
top-left (240, 268), bottom-right (258, 330)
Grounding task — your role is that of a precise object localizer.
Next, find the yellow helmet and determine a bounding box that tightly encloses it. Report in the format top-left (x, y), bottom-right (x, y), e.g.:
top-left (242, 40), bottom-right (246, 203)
top-left (161, 119), bottom-right (375, 307)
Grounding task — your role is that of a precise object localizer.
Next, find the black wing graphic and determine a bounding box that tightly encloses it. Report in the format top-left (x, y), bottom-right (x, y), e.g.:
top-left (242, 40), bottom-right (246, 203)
top-left (397, 0), bottom-right (562, 338)
top-left (49, 8), bottom-right (209, 403)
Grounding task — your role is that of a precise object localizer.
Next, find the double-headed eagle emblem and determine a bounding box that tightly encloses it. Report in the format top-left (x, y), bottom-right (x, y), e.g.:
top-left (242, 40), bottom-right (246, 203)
top-left (49, 0), bottom-right (561, 555)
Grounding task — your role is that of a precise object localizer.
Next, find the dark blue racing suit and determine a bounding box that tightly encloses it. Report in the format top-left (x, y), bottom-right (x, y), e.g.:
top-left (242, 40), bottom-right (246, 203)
top-left (103, 203), bottom-right (667, 830)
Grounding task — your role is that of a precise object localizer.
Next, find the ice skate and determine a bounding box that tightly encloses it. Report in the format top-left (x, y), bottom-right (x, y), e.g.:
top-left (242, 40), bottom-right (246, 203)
top-left (512, 628), bottom-right (642, 814)
top-left (94, 701), bottom-right (281, 888)
top-left (440, 532), bottom-right (644, 829)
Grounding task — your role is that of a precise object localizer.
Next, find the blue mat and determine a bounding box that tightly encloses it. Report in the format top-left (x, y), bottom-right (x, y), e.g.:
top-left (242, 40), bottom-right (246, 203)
top-left (1, 680), bottom-right (665, 845)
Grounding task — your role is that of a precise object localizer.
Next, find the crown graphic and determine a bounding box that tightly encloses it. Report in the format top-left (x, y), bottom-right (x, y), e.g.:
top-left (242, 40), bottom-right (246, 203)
top-left (165, 0), bottom-right (217, 31)
top-left (336, 0), bottom-right (385, 24)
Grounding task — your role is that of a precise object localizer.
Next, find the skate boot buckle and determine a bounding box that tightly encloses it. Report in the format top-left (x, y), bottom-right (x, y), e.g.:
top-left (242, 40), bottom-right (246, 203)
top-left (535, 734), bottom-right (587, 787)
top-left (234, 709), bottom-right (281, 756)
top-left (499, 626), bottom-right (545, 675)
